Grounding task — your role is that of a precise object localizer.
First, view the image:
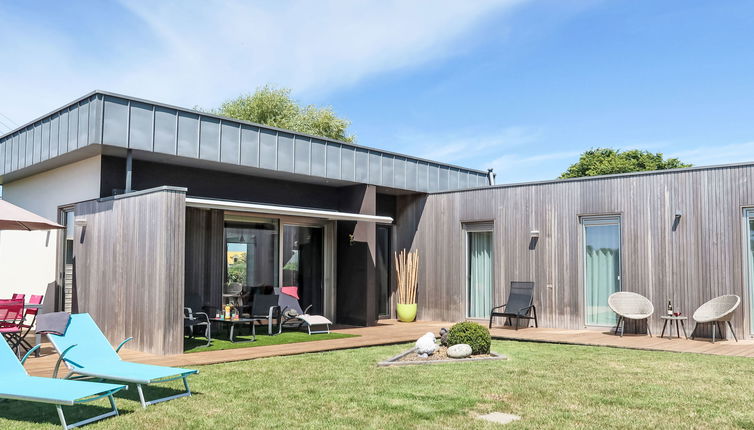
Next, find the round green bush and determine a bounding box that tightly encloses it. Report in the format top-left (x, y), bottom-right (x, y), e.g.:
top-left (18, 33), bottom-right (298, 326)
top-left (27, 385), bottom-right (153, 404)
top-left (446, 321), bottom-right (491, 355)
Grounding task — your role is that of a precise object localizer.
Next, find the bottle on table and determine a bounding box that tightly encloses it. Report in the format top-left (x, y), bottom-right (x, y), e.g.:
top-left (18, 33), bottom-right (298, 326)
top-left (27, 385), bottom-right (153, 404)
top-left (667, 300), bottom-right (673, 316)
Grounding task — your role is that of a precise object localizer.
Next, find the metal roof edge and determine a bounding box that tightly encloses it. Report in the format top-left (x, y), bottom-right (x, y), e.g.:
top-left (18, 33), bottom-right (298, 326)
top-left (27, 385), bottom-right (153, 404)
top-left (1, 90), bottom-right (489, 176)
top-left (429, 160), bottom-right (754, 195)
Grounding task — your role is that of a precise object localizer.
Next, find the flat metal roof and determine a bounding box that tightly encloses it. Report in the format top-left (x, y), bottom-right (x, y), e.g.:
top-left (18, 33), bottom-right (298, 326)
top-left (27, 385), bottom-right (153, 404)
top-left (0, 90), bottom-right (491, 193)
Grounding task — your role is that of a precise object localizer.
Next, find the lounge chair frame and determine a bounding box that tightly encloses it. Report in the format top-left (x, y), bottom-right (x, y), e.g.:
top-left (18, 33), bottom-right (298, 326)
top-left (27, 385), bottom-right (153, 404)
top-left (1, 344), bottom-right (124, 430)
top-left (489, 281), bottom-right (538, 330)
top-left (51, 338), bottom-right (193, 409)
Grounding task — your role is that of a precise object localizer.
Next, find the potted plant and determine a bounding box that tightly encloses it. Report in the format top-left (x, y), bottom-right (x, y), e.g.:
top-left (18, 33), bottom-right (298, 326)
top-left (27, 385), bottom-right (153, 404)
top-left (395, 249), bottom-right (419, 322)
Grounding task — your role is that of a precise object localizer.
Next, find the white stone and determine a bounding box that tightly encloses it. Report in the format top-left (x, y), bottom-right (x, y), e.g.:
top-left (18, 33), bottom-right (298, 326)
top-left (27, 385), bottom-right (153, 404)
top-left (415, 332), bottom-right (438, 355)
top-left (447, 343), bottom-right (472, 358)
top-left (478, 412), bottom-right (521, 424)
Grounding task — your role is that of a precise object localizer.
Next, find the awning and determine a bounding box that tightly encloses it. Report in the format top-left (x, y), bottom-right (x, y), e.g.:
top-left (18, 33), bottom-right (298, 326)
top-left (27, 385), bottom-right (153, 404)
top-left (185, 197), bottom-right (393, 223)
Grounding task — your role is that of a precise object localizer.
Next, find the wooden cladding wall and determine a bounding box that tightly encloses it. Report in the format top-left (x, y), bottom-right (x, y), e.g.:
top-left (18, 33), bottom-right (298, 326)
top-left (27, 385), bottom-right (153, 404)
top-left (184, 208), bottom-right (224, 313)
top-left (73, 188), bottom-right (186, 355)
top-left (408, 165), bottom-right (754, 338)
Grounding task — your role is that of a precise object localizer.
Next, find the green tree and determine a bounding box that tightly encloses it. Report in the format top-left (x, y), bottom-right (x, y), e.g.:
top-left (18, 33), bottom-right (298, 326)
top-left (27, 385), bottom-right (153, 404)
top-left (559, 148), bottom-right (691, 179)
top-left (216, 85), bottom-right (355, 143)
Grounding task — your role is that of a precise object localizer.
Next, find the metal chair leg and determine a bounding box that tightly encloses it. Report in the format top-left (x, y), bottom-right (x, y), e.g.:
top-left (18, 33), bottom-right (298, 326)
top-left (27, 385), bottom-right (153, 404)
top-left (690, 322), bottom-right (698, 340)
top-left (614, 316), bottom-right (623, 336)
top-left (726, 321), bottom-right (738, 342)
top-left (532, 306), bottom-right (538, 328)
top-left (712, 322), bottom-right (716, 344)
top-left (620, 318), bottom-right (625, 337)
top-left (646, 319), bottom-right (652, 337)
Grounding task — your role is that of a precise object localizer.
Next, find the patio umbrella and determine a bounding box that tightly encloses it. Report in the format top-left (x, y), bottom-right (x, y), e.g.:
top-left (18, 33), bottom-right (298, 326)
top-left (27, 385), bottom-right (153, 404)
top-left (0, 199), bottom-right (64, 231)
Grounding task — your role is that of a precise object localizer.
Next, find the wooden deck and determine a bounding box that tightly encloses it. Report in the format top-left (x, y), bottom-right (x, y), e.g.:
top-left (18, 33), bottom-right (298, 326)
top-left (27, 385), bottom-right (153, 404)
top-left (25, 320), bottom-right (447, 377)
top-left (24, 321), bottom-right (754, 377)
top-left (489, 326), bottom-right (754, 358)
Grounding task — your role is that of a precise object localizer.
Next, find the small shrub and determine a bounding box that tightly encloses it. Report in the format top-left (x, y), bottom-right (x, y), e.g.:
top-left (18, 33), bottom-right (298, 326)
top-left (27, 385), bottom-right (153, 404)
top-left (446, 321), bottom-right (491, 354)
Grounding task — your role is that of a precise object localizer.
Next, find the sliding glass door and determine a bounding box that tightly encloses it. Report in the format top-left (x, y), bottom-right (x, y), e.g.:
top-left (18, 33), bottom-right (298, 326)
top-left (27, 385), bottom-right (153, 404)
top-left (745, 209), bottom-right (754, 334)
top-left (466, 226), bottom-right (494, 318)
top-left (583, 216), bottom-right (621, 326)
top-left (225, 218), bottom-right (279, 290)
top-left (282, 225), bottom-right (324, 315)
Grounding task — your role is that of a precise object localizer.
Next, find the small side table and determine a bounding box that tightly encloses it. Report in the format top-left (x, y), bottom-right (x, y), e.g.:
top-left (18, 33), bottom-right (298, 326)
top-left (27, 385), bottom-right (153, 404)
top-left (209, 318), bottom-right (262, 343)
top-left (660, 315), bottom-right (688, 339)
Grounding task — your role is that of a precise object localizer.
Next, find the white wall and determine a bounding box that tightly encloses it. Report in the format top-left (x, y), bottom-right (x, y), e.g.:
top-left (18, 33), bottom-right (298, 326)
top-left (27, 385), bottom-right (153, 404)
top-left (0, 156), bottom-right (101, 300)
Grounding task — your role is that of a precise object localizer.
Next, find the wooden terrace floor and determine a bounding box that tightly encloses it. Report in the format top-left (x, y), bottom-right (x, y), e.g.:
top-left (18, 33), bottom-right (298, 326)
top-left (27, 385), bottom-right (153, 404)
top-left (24, 320), bottom-right (754, 377)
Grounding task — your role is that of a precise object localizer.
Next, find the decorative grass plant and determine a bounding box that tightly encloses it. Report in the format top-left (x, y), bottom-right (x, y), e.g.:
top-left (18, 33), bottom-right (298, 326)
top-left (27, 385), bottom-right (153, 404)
top-left (395, 249), bottom-right (419, 304)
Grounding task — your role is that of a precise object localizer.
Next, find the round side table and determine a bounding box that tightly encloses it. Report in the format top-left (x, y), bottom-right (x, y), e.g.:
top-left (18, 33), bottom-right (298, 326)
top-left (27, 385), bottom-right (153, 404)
top-left (660, 315), bottom-right (688, 339)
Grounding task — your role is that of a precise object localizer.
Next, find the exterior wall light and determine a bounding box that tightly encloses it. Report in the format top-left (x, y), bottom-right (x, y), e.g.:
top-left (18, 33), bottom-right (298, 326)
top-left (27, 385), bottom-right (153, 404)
top-left (672, 212), bottom-right (682, 231)
top-left (529, 230), bottom-right (539, 250)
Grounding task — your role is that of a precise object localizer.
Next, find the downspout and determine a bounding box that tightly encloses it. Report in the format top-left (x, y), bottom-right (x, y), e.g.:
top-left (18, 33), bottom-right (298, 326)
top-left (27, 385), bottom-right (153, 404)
top-left (125, 149), bottom-right (133, 193)
top-left (487, 168), bottom-right (496, 186)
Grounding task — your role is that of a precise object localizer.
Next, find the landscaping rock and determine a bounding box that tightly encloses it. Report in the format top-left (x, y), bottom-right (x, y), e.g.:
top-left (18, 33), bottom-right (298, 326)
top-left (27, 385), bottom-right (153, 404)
top-left (439, 328), bottom-right (449, 346)
top-left (415, 332), bottom-right (438, 355)
top-left (447, 343), bottom-right (472, 359)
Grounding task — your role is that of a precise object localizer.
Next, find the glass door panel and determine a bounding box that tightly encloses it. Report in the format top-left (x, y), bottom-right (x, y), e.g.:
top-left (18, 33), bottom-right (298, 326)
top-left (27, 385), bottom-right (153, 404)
top-left (225, 219), bottom-right (279, 292)
top-left (283, 225), bottom-right (324, 315)
top-left (467, 230), bottom-right (493, 318)
top-left (745, 209), bottom-right (754, 333)
top-left (583, 217), bottom-right (621, 326)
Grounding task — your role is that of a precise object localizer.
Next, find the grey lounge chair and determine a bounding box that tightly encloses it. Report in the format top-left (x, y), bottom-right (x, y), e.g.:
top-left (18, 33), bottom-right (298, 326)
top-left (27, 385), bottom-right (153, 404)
top-left (184, 307), bottom-right (211, 347)
top-left (489, 282), bottom-right (538, 330)
top-left (607, 292), bottom-right (654, 337)
top-left (277, 291), bottom-right (332, 335)
top-left (691, 295), bottom-right (740, 343)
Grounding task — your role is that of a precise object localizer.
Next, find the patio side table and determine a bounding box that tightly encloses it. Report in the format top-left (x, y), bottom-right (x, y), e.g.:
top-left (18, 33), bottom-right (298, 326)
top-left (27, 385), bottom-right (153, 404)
top-left (209, 318), bottom-right (263, 343)
top-left (660, 315), bottom-right (688, 340)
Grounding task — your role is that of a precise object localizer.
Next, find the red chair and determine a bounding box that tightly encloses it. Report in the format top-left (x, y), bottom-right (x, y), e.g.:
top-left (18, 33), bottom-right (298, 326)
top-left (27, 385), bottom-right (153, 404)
top-left (0, 300), bottom-right (24, 356)
top-left (17, 294), bottom-right (43, 352)
top-left (11, 293), bottom-right (25, 301)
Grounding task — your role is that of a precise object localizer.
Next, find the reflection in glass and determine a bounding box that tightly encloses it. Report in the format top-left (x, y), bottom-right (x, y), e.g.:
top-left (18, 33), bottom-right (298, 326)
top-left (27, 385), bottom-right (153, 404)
top-left (283, 225), bottom-right (324, 315)
top-left (225, 219), bottom-right (279, 289)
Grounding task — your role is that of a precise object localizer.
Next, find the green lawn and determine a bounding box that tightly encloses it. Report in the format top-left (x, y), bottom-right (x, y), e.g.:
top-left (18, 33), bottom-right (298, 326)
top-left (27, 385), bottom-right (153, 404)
top-left (184, 328), bottom-right (357, 353)
top-left (3, 340), bottom-right (754, 429)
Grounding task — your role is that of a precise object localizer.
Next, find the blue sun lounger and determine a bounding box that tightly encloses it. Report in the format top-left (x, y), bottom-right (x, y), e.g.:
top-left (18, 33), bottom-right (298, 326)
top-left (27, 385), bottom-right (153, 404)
top-left (47, 313), bottom-right (198, 409)
top-left (0, 337), bottom-right (125, 429)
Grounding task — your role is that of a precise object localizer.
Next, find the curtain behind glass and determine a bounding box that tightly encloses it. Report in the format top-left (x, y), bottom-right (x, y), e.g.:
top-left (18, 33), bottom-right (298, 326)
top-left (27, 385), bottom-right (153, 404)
top-left (468, 231), bottom-right (493, 318)
top-left (584, 222), bottom-right (620, 326)
top-left (746, 215), bottom-right (754, 333)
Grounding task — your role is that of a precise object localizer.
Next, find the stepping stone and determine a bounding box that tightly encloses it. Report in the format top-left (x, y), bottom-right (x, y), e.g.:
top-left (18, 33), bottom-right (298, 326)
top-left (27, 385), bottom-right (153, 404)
top-left (477, 412), bottom-right (521, 425)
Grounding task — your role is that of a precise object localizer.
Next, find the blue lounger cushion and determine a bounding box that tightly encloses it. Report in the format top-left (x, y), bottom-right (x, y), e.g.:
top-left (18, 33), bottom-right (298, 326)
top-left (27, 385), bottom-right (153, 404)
top-left (64, 361), bottom-right (197, 385)
top-left (0, 337), bottom-right (125, 406)
top-left (0, 376), bottom-right (125, 406)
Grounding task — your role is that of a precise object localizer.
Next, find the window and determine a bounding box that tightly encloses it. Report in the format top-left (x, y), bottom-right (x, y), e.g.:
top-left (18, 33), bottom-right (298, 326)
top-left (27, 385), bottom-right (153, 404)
top-left (582, 216), bottom-right (622, 326)
top-left (224, 218), bottom-right (279, 289)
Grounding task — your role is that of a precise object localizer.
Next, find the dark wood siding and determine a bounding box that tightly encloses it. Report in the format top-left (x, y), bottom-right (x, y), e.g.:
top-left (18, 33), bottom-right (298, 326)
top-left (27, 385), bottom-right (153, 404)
top-left (407, 165), bottom-right (754, 338)
top-left (72, 187), bottom-right (186, 355)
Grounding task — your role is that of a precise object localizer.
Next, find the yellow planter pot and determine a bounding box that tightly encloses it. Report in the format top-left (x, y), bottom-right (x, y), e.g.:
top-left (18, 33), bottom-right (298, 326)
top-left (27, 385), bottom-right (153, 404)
top-left (396, 303), bottom-right (417, 322)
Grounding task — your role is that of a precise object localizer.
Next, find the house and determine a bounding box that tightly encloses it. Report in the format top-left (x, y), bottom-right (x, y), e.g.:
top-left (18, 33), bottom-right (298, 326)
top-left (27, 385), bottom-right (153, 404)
top-left (2, 90), bottom-right (754, 355)
top-left (0, 91), bottom-right (490, 354)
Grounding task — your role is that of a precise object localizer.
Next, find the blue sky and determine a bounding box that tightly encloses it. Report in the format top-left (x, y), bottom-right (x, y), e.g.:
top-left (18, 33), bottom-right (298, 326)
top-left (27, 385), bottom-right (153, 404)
top-left (1, 1), bottom-right (753, 183)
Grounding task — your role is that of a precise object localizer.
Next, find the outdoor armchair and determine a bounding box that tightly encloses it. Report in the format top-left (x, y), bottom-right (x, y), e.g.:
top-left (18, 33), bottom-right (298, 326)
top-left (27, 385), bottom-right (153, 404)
top-left (184, 307), bottom-right (211, 347)
top-left (46, 313), bottom-right (198, 409)
top-left (607, 292), bottom-right (654, 337)
top-left (0, 299), bottom-right (25, 356)
top-left (0, 337), bottom-right (125, 430)
top-left (691, 295), bottom-right (741, 343)
top-left (489, 281), bottom-right (538, 330)
top-left (251, 293), bottom-right (282, 335)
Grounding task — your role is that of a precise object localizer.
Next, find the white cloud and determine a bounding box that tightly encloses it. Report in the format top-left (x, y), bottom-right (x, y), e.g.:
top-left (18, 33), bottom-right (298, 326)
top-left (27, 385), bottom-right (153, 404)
top-left (398, 126), bottom-right (540, 163)
top-left (669, 141), bottom-right (754, 166)
top-left (0, 0), bottom-right (527, 130)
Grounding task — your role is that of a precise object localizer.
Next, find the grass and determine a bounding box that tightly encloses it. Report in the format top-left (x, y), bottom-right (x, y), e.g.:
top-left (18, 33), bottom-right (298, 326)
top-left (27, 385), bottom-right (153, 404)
top-left (184, 327), bottom-right (357, 353)
top-left (3, 340), bottom-right (754, 429)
